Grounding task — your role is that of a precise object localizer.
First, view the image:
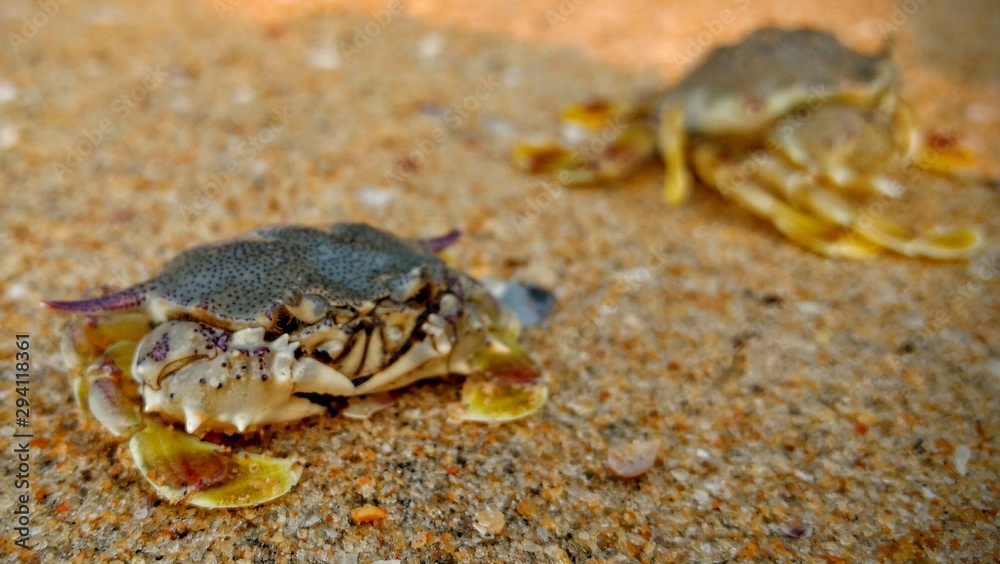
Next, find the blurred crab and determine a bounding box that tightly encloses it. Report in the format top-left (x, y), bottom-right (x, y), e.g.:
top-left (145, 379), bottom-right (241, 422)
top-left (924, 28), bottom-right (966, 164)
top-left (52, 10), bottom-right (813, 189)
top-left (44, 223), bottom-right (547, 508)
top-left (513, 27), bottom-right (982, 259)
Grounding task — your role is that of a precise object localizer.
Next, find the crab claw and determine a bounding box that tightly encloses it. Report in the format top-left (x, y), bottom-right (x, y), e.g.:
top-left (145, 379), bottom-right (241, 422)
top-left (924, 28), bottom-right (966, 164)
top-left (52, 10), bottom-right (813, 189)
top-left (453, 333), bottom-right (548, 423)
top-left (78, 342), bottom-right (144, 437)
top-left (130, 419), bottom-right (303, 508)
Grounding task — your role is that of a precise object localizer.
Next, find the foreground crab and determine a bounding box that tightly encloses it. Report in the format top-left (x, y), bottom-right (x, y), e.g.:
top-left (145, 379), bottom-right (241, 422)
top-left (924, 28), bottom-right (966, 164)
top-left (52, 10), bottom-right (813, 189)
top-left (45, 223), bottom-right (547, 507)
top-left (513, 27), bottom-right (982, 259)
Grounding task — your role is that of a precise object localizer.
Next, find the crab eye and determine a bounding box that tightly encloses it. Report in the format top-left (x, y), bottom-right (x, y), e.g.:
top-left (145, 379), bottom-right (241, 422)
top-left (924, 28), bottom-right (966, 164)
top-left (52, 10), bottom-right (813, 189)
top-left (285, 293), bottom-right (328, 324)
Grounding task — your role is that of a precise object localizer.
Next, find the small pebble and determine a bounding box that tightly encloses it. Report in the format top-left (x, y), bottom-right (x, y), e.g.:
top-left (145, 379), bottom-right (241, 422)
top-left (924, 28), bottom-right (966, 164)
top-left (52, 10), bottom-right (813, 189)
top-left (350, 505), bottom-right (387, 524)
top-left (783, 522), bottom-right (813, 538)
top-left (0, 81), bottom-right (17, 104)
top-left (416, 33), bottom-right (445, 64)
top-left (355, 186), bottom-right (396, 213)
top-left (520, 540), bottom-right (544, 553)
top-left (0, 124), bottom-right (19, 150)
top-left (486, 279), bottom-right (556, 327)
top-left (606, 438), bottom-right (661, 478)
top-left (953, 445), bottom-right (971, 476)
top-left (342, 393), bottom-right (396, 420)
top-left (473, 507), bottom-right (505, 536)
top-left (4, 281), bottom-right (28, 300)
top-left (308, 42), bottom-right (342, 70)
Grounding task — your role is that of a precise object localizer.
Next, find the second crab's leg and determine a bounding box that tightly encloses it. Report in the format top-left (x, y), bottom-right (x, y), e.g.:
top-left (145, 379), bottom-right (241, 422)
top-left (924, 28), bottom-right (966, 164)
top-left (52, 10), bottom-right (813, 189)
top-left (690, 143), bottom-right (880, 259)
top-left (511, 98), bottom-right (658, 185)
top-left (746, 149), bottom-right (983, 260)
top-left (659, 104), bottom-right (692, 205)
top-left (61, 313), bottom-right (303, 508)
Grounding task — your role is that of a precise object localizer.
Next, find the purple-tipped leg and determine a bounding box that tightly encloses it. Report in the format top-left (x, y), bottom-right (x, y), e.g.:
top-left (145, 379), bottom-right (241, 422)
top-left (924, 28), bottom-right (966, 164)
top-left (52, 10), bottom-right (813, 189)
top-left (42, 288), bottom-right (146, 314)
top-left (418, 229), bottom-right (462, 254)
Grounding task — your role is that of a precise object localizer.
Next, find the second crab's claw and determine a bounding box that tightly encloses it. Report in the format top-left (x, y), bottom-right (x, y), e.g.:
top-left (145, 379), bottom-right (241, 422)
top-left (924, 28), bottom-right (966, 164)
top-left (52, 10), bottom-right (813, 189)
top-left (913, 129), bottom-right (992, 183)
top-left (78, 342), bottom-right (144, 437)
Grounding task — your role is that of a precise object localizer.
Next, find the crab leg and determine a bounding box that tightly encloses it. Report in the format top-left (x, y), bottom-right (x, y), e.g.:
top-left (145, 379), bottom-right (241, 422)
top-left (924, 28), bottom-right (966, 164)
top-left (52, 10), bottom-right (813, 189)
top-left (659, 105), bottom-right (691, 204)
top-left (59, 313), bottom-right (304, 508)
top-left (42, 287), bottom-right (148, 314)
top-left (417, 229), bottom-right (462, 254)
top-left (292, 309), bottom-right (548, 423)
top-left (746, 150), bottom-right (983, 260)
top-left (511, 98), bottom-right (658, 185)
top-left (691, 143), bottom-right (880, 258)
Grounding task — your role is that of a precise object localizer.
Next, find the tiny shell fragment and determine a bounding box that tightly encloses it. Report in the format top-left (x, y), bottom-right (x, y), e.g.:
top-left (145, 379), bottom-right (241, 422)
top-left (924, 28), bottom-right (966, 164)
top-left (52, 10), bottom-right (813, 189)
top-left (351, 504), bottom-right (388, 524)
top-left (473, 507), bottom-right (505, 536)
top-left (606, 438), bottom-right (661, 478)
top-left (953, 445), bottom-right (971, 476)
top-left (342, 393), bottom-right (396, 420)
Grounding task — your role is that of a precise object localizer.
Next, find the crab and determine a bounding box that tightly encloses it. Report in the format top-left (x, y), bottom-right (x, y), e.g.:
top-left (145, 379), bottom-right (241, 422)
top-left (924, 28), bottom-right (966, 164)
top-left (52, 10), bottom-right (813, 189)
top-left (44, 223), bottom-right (547, 508)
top-left (513, 27), bottom-right (982, 260)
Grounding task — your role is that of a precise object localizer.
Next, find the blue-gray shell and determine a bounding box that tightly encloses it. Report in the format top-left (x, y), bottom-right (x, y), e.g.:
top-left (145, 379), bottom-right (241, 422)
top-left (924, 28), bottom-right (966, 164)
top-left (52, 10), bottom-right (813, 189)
top-left (47, 223), bottom-right (452, 329)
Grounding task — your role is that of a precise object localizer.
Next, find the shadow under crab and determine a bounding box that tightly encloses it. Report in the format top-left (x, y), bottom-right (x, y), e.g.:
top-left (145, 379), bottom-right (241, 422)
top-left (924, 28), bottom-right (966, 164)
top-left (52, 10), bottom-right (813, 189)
top-left (513, 27), bottom-right (983, 260)
top-left (45, 223), bottom-right (547, 508)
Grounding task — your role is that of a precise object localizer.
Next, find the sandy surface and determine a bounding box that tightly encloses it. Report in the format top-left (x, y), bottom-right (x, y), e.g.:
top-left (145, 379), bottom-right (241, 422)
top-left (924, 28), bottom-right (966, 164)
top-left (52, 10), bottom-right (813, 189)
top-left (1, 0), bottom-right (999, 562)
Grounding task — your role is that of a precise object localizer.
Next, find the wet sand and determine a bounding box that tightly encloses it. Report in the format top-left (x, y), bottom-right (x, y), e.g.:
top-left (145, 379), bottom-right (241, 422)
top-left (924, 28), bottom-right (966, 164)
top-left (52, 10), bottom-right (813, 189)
top-left (1, 1), bottom-right (998, 561)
